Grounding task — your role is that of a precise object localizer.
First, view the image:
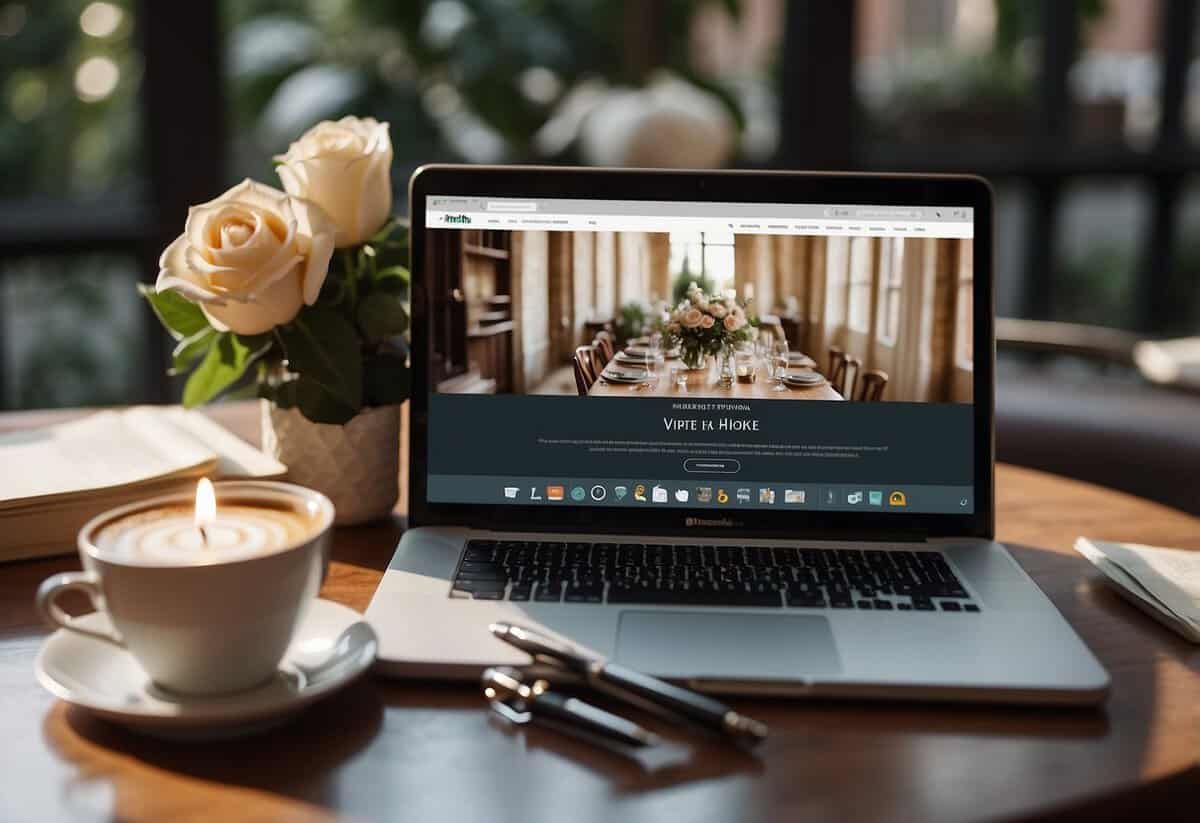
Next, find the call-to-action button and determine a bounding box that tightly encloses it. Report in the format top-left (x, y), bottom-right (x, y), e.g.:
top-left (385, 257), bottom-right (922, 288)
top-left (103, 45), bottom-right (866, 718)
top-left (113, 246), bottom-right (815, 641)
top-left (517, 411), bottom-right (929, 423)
top-left (683, 458), bottom-right (741, 474)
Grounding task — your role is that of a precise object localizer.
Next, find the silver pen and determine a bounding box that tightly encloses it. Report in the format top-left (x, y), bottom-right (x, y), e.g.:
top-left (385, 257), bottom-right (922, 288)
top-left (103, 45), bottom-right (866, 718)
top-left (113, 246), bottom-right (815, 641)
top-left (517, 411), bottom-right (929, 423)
top-left (489, 622), bottom-right (768, 746)
top-left (483, 666), bottom-right (660, 747)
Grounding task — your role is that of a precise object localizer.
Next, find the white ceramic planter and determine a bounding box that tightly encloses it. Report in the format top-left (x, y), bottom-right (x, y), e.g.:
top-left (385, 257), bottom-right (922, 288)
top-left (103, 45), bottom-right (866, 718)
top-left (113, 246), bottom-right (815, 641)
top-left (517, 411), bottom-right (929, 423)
top-left (261, 400), bottom-right (401, 525)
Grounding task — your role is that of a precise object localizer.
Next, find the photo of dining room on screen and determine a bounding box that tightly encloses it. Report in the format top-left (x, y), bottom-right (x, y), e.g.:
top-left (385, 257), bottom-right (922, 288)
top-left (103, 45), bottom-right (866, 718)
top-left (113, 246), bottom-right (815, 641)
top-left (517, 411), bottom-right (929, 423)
top-left (425, 226), bottom-right (974, 405)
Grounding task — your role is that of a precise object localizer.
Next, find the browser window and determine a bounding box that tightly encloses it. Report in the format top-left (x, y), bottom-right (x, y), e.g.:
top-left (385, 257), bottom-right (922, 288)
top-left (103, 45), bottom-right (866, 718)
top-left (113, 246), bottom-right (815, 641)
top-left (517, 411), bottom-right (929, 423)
top-left (423, 195), bottom-right (975, 515)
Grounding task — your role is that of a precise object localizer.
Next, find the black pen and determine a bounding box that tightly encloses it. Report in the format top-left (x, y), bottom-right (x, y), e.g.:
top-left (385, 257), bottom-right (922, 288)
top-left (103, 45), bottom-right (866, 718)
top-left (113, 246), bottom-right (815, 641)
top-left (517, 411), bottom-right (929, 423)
top-left (489, 622), bottom-right (768, 746)
top-left (482, 666), bottom-right (660, 747)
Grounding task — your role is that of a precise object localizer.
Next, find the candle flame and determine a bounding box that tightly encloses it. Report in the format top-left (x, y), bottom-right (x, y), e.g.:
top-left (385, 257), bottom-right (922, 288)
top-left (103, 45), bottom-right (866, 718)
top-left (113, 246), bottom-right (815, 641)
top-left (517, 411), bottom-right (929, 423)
top-left (194, 478), bottom-right (216, 537)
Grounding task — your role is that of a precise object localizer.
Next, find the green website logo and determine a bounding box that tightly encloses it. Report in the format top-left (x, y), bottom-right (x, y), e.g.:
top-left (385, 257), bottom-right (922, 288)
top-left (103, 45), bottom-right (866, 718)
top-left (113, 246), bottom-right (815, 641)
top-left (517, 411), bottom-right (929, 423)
top-left (444, 214), bottom-right (472, 224)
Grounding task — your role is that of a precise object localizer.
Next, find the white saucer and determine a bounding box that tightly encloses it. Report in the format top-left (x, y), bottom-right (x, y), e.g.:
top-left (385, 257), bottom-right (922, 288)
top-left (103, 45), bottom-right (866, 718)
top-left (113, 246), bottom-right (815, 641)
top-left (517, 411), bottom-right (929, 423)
top-left (35, 598), bottom-right (377, 740)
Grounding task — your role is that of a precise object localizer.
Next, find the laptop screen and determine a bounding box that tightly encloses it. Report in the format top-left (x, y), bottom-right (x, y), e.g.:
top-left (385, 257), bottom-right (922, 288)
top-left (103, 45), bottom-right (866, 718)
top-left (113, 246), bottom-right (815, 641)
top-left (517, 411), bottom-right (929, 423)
top-left (421, 194), bottom-right (975, 517)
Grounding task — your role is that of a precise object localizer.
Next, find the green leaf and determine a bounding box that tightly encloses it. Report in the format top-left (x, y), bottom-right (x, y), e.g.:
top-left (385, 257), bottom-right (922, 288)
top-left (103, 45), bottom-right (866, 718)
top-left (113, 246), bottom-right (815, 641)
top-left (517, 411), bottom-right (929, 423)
top-left (356, 292), bottom-right (409, 341)
top-left (276, 307), bottom-right (363, 411)
top-left (375, 264), bottom-right (410, 285)
top-left (182, 332), bottom-right (269, 407)
top-left (364, 351), bottom-right (410, 406)
top-left (171, 327), bottom-right (216, 372)
top-left (272, 376), bottom-right (358, 425)
top-left (138, 283), bottom-right (209, 340)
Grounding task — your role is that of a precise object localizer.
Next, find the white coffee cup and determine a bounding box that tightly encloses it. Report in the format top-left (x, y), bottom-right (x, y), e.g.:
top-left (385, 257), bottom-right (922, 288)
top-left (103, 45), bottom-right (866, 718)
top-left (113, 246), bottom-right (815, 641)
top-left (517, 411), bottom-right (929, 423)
top-left (36, 481), bottom-right (334, 695)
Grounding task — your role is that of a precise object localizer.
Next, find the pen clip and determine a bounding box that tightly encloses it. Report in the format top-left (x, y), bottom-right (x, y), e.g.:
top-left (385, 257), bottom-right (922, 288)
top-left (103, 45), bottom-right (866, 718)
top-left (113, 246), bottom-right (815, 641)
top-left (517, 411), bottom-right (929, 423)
top-left (488, 699), bottom-right (533, 725)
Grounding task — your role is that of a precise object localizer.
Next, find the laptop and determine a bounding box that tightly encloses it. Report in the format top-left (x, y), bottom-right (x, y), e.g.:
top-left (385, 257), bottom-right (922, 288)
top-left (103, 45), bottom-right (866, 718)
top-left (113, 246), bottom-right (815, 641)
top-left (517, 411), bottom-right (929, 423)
top-left (365, 165), bottom-right (1110, 704)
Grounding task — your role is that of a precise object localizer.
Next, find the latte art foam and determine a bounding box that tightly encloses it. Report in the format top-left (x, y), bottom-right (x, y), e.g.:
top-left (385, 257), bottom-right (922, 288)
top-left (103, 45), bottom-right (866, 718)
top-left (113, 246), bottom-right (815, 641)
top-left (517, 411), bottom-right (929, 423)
top-left (95, 503), bottom-right (314, 565)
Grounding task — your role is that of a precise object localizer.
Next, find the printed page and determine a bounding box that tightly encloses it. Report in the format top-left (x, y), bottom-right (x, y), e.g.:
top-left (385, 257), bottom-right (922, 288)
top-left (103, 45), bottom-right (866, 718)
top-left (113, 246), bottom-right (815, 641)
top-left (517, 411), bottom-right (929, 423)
top-left (155, 407), bottom-right (286, 478)
top-left (0, 410), bottom-right (215, 507)
top-left (1076, 538), bottom-right (1200, 633)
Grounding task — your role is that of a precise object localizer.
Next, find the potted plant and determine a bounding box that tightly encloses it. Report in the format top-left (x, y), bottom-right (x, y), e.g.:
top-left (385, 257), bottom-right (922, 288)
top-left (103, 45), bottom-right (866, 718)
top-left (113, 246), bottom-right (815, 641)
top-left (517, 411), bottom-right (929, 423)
top-left (664, 282), bottom-right (754, 370)
top-left (140, 117), bottom-right (409, 524)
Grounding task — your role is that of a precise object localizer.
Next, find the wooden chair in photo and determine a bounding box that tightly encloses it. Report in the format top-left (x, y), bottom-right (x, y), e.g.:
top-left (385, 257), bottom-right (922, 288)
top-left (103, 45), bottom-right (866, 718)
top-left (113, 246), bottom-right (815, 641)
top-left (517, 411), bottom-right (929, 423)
top-left (855, 369), bottom-right (889, 402)
top-left (574, 345), bottom-right (599, 395)
top-left (828, 346), bottom-right (844, 377)
top-left (831, 353), bottom-right (860, 399)
top-left (593, 333), bottom-right (615, 366)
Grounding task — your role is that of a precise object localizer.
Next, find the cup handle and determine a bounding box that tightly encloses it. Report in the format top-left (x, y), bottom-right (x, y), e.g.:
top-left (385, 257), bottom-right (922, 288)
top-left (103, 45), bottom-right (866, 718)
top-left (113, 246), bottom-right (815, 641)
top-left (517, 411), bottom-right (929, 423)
top-left (35, 572), bottom-right (124, 646)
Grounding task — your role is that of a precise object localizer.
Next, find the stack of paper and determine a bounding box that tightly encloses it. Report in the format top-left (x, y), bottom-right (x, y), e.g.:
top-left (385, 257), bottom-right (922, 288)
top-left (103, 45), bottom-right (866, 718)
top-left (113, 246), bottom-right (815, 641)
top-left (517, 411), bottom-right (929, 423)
top-left (1074, 537), bottom-right (1200, 642)
top-left (0, 406), bottom-right (286, 562)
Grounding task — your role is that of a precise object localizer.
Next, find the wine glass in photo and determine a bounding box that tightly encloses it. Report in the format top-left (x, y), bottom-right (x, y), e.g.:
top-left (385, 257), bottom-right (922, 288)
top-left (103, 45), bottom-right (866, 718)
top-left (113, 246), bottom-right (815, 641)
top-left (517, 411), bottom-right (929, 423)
top-left (772, 338), bottom-right (790, 392)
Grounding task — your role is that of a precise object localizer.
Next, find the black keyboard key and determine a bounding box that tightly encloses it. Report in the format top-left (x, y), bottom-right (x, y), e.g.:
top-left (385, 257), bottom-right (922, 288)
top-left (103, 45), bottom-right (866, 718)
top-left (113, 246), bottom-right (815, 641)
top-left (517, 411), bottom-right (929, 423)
top-left (508, 585), bottom-right (531, 601)
top-left (450, 580), bottom-right (504, 594)
top-left (473, 590), bottom-right (503, 600)
top-left (964, 603), bottom-right (980, 612)
top-left (856, 600), bottom-right (873, 609)
top-left (897, 603), bottom-right (912, 611)
top-left (830, 599), bottom-right (854, 608)
top-left (464, 543), bottom-right (496, 562)
top-left (874, 600), bottom-right (893, 610)
top-left (459, 561), bottom-right (500, 573)
top-left (940, 601), bottom-right (962, 612)
top-left (912, 598), bottom-right (935, 611)
top-left (451, 571), bottom-right (504, 583)
top-left (608, 584), bottom-right (780, 608)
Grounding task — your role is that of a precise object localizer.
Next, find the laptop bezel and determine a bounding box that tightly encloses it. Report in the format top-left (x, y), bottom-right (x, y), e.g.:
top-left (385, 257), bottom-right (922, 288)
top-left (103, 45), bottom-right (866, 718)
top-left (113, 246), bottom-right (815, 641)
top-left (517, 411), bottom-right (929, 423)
top-left (407, 165), bottom-right (995, 541)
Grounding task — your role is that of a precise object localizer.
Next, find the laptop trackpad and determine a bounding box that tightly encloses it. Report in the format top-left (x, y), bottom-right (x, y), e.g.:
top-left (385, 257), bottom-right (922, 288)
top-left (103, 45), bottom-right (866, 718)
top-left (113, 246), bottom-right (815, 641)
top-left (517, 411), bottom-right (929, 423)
top-left (614, 611), bottom-right (842, 680)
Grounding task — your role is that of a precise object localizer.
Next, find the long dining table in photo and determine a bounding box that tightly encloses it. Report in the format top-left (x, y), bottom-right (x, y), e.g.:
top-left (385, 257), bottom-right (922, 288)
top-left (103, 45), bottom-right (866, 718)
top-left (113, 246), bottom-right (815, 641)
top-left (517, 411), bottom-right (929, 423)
top-left (587, 344), bottom-right (844, 400)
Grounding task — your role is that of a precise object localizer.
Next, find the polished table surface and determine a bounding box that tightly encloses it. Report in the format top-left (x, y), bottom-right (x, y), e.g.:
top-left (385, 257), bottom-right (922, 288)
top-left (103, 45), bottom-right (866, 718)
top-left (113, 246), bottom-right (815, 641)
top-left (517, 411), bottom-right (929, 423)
top-left (1, 402), bottom-right (1197, 822)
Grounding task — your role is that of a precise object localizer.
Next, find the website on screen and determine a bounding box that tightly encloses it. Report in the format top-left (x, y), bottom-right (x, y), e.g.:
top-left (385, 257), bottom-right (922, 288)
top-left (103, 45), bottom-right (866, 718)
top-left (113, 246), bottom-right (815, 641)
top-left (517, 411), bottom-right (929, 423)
top-left (423, 196), bottom-right (976, 515)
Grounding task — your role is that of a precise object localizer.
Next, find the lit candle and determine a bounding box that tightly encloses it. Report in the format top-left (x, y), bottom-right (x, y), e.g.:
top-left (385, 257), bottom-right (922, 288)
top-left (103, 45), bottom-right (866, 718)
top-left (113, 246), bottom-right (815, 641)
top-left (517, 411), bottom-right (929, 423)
top-left (92, 479), bottom-right (316, 565)
top-left (194, 477), bottom-right (216, 546)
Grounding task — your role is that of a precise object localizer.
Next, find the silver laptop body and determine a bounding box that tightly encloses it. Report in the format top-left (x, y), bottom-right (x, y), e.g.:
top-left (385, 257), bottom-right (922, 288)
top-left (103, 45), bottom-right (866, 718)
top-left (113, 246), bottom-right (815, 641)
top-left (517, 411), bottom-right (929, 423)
top-left (366, 166), bottom-right (1109, 705)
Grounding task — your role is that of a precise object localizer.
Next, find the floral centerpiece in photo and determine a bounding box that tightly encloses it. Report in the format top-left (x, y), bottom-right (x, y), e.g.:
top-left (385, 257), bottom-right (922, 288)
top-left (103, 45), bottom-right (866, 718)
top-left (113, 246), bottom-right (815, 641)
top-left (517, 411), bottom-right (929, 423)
top-left (664, 282), bottom-right (754, 370)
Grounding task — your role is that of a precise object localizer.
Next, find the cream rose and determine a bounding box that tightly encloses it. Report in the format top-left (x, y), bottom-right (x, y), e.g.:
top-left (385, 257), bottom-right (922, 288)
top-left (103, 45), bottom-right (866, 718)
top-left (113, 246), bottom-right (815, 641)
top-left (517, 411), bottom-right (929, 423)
top-left (723, 313), bottom-right (741, 331)
top-left (682, 308), bottom-right (703, 328)
top-left (700, 314), bottom-right (715, 328)
top-left (709, 303), bottom-right (727, 319)
top-left (156, 179), bottom-right (336, 335)
top-left (274, 117), bottom-right (392, 248)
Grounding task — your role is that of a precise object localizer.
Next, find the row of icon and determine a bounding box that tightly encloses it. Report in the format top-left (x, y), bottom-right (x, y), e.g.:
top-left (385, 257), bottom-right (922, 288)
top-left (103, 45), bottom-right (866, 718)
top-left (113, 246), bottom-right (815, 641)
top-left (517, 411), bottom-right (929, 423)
top-left (501, 485), bottom-right (910, 507)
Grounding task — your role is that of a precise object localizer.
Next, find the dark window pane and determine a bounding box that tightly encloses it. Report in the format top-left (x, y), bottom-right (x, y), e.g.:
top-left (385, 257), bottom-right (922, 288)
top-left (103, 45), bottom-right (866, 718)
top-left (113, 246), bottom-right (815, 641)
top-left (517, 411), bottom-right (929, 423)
top-left (0, 1), bottom-right (143, 201)
top-left (1052, 179), bottom-right (1148, 329)
top-left (1, 254), bottom-right (148, 409)
top-left (856, 0), bottom-right (1039, 144)
top-left (1069, 0), bottom-right (1161, 147)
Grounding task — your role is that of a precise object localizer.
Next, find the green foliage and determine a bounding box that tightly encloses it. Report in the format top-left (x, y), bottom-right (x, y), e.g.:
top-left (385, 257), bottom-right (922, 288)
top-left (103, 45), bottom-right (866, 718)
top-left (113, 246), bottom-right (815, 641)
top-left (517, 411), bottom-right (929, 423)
top-left (275, 307), bottom-right (364, 412)
top-left (138, 285), bottom-right (209, 340)
top-left (142, 220), bottom-right (411, 425)
top-left (182, 332), bottom-right (271, 407)
top-left (614, 301), bottom-right (648, 343)
top-left (671, 271), bottom-right (715, 306)
top-left (223, 0), bottom-right (745, 175)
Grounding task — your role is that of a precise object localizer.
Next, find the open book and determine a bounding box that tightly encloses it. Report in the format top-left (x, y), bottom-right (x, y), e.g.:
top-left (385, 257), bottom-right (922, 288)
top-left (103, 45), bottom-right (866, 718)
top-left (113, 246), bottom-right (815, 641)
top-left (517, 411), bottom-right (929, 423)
top-left (1075, 537), bottom-right (1200, 643)
top-left (0, 406), bottom-right (285, 562)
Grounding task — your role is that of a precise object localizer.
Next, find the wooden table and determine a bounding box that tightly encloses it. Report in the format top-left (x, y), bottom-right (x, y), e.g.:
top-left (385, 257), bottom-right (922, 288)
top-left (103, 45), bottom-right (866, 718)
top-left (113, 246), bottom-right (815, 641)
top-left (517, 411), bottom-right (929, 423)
top-left (590, 354), bottom-right (843, 400)
top-left (1, 402), bottom-right (1198, 822)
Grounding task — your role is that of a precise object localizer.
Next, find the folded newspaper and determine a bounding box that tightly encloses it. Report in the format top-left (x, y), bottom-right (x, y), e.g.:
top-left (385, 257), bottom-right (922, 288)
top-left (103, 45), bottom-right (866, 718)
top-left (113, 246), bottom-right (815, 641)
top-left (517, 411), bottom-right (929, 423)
top-left (1074, 537), bottom-right (1200, 643)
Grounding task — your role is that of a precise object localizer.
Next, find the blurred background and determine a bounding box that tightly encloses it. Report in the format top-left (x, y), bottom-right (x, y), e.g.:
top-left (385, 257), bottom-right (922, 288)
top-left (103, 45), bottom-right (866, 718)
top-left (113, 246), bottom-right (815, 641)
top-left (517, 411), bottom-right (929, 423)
top-left (2, 1), bottom-right (1199, 511)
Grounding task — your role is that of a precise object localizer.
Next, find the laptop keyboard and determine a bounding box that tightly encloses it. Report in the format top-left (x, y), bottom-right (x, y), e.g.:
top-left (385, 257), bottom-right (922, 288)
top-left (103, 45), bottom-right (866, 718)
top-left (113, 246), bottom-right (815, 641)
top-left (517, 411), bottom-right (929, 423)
top-left (450, 540), bottom-right (980, 613)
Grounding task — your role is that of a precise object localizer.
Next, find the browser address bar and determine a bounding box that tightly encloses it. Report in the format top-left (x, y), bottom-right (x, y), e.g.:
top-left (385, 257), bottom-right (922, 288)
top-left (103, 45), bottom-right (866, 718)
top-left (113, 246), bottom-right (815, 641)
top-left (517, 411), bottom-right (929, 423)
top-left (486, 201), bottom-right (538, 212)
top-left (854, 208), bottom-right (922, 219)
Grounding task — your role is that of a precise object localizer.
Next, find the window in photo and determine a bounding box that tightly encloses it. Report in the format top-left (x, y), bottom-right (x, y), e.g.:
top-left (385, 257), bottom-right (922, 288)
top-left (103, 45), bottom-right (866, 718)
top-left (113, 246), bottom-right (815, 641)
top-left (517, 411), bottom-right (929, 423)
top-left (668, 229), bottom-right (735, 293)
top-left (879, 238), bottom-right (905, 344)
top-left (847, 237), bottom-right (874, 332)
top-left (955, 239), bottom-right (974, 365)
